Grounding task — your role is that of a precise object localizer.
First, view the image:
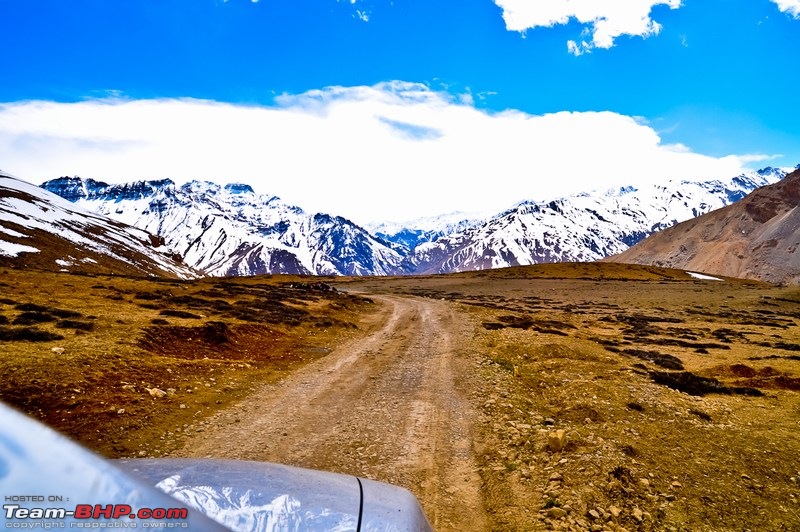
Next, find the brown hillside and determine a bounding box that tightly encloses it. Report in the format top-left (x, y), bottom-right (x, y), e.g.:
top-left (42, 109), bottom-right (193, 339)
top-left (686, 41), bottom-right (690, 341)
top-left (0, 174), bottom-right (195, 278)
top-left (607, 168), bottom-right (800, 285)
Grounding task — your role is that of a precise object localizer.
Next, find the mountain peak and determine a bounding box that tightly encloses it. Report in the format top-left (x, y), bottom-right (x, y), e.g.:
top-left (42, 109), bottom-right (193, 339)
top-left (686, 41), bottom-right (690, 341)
top-left (757, 166), bottom-right (778, 176)
top-left (224, 183), bottom-right (255, 195)
top-left (41, 176), bottom-right (110, 201)
top-left (101, 179), bottom-right (176, 201)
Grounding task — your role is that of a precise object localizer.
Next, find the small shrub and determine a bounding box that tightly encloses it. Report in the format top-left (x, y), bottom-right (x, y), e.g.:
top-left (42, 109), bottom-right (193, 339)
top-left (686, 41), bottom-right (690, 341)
top-left (773, 342), bottom-right (800, 352)
top-left (626, 402), bottom-right (644, 412)
top-left (621, 348), bottom-right (684, 370)
top-left (621, 445), bottom-right (639, 457)
top-left (159, 310), bottom-right (201, 319)
top-left (134, 292), bottom-right (163, 301)
top-left (13, 312), bottom-right (57, 325)
top-left (14, 303), bottom-right (50, 312)
top-left (50, 308), bottom-right (82, 319)
top-left (497, 315), bottom-right (535, 329)
top-left (0, 326), bottom-right (64, 342)
top-left (201, 321), bottom-right (230, 344)
top-left (650, 371), bottom-right (764, 397)
top-left (55, 320), bottom-right (95, 331)
top-left (610, 465), bottom-right (634, 483)
top-left (543, 499), bottom-right (561, 509)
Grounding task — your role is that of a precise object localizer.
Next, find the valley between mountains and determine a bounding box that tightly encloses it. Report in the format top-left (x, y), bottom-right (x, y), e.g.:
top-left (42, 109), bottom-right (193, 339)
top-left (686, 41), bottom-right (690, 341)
top-left (1, 263), bottom-right (799, 531)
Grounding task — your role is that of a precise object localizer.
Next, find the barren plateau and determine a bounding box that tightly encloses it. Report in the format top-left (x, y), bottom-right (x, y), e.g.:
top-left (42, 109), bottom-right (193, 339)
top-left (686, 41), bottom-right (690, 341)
top-left (1, 262), bottom-right (799, 531)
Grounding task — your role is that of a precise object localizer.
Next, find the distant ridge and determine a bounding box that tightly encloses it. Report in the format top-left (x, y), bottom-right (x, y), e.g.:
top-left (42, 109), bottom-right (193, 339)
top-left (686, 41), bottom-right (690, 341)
top-left (607, 167), bottom-right (800, 285)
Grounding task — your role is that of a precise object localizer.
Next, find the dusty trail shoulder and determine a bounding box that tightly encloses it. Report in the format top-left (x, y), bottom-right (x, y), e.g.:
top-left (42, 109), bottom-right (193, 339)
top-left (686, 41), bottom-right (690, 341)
top-left (171, 294), bottom-right (488, 531)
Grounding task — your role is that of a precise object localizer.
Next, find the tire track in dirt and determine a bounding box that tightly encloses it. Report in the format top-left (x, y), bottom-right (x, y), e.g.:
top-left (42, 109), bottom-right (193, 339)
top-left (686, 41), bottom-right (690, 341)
top-left (171, 295), bottom-right (488, 530)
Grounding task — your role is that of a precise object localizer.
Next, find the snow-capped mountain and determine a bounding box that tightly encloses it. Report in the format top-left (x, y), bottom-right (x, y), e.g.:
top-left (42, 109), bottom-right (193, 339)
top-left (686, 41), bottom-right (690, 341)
top-left (0, 172), bottom-right (196, 278)
top-left (367, 212), bottom-right (485, 256)
top-left (400, 167), bottom-right (788, 274)
top-left (40, 167), bottom-right (788, 277)
top-left (41, 177), bottom-right (403, 277)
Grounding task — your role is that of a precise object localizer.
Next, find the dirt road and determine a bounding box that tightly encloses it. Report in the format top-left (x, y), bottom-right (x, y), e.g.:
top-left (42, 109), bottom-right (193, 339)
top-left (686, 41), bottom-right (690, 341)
top-left (172, 294), bottom-right (488, 530)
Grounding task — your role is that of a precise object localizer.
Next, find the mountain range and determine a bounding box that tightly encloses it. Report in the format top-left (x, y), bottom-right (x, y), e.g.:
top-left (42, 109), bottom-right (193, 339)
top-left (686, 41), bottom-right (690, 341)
top-left (397, 167), bottom-right (788, 274)
top-left (37, 167), bottom-right (787, 277)
top-left (1, 165), bottom-right (792, 280)
top-left (40, 178), bottom-right (404, 277)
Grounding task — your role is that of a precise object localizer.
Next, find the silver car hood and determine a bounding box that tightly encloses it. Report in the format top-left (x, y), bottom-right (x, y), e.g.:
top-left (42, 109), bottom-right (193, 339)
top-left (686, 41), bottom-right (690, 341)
top-left (0, 402), bottom-right (226, 530)
top-left (116, 459), bottom-right (431, 532)
top-left (0, 402), bottom-right (431, 531)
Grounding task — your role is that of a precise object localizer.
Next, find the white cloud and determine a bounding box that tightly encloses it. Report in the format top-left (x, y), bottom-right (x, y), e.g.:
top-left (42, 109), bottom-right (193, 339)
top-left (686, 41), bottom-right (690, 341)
top-left (567, 40), bottom-right (589, 56)
top-left (0, 82), bottom-right (762, 224)
top-left (495, 0), bottom-right (682, 54)
top-left (772, 0), bottom-right (800, 17)
top-left (337, 0), bottom-right (371, 22)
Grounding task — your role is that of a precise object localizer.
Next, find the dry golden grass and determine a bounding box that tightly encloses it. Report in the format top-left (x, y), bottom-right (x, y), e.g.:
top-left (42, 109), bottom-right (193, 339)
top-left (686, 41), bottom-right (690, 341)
top-left (3, 262), bottom-right (800, 530)
top-left (0, 269), bottom-right (371, 457)
top-left (346, 262), bottom-right (800, 531)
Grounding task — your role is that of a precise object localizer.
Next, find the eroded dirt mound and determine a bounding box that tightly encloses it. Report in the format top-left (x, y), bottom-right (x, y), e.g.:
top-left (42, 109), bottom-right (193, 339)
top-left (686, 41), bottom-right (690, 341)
top-left (139, 322), bottom-right (295, 362)
top-left (702, 363), bottom-right (800, 391)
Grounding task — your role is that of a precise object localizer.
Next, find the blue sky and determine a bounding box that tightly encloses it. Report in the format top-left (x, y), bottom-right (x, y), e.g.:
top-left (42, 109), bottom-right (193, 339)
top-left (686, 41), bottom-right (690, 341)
top-left (0, 0), bottom-right (798, 222)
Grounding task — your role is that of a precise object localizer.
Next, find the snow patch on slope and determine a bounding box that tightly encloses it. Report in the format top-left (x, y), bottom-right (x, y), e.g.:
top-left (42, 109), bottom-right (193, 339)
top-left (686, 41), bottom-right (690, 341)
top-left (687, 272), bottom-right (723, 281)
top-left (0, 240), bottom-right (39, 257)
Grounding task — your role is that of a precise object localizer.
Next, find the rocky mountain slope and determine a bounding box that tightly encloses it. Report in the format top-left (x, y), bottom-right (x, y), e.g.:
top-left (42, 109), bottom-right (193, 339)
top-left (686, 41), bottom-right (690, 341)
top-left (41, 167), bottom-right (788, 277)
top-left (402, 168), bottom-right (787, 274)
top-left (41, 177), bottom-right (403, 276)
top-left (0, 172), bottom-right (196, 278)
top-left (607, 167), bottom-right (800, 285)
